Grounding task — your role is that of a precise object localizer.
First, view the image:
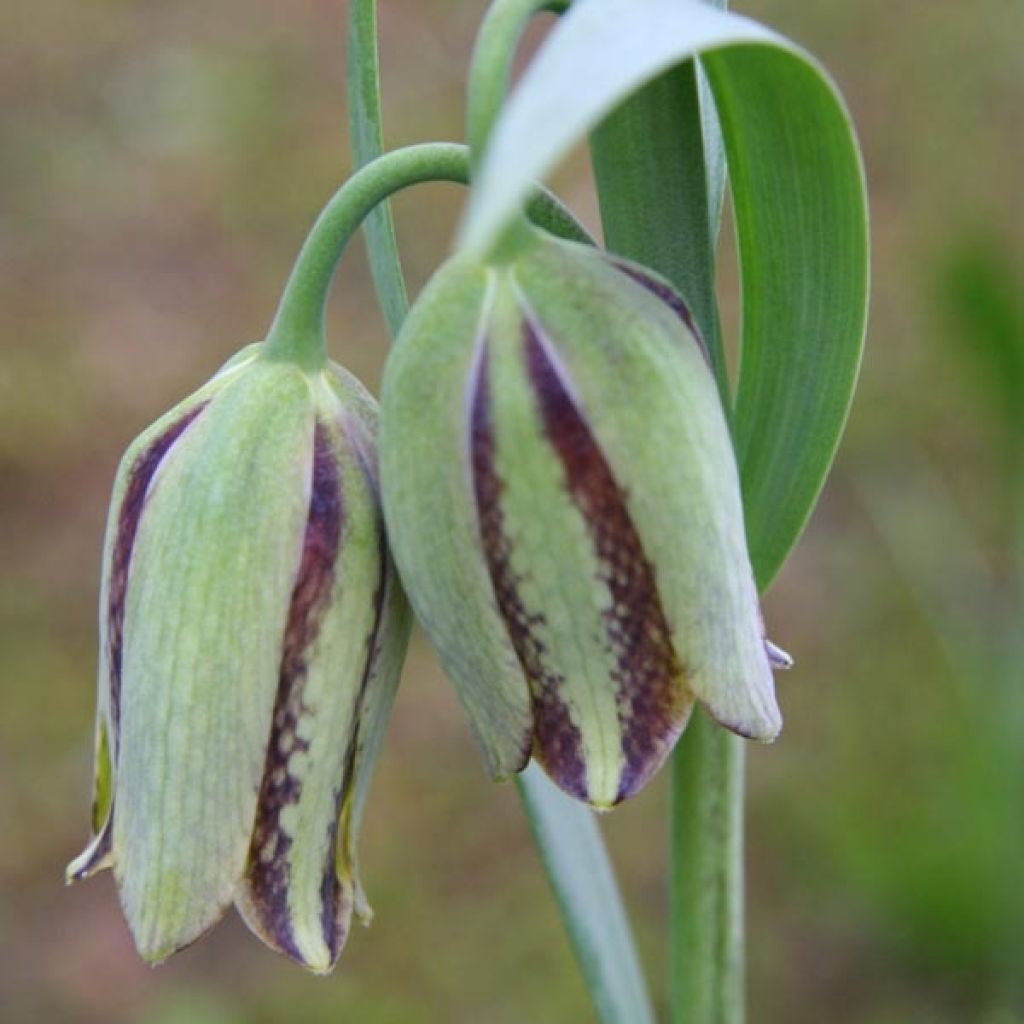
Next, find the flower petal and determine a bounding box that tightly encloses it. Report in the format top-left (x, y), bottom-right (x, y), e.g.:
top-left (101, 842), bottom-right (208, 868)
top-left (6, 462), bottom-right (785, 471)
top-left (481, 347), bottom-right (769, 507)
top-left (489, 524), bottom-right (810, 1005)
top-left (67, 399), bottom-right (208, 883)
top-left (235, 407), bottom-right (401, 973)
top-left (515, 239), bottom-right (782, 742)
top-left (380, 259), bottom-right (533, 779)
top-left (473, 290), bottom-right (695, 807)
top-left (112, 360), bottom-right (314, 963)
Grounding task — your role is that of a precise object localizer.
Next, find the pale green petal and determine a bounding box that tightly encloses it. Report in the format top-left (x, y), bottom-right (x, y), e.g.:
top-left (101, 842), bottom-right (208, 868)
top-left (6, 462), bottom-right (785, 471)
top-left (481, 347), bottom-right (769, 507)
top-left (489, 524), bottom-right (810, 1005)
top-left (67, 358), bottom-right (252, 885)
top-left (235, 378), bottom-right (409, 972)
top-left (514, 237), bottom-right (780, 741)
top-left (488, 283), bottom-right (673, 806)
top-left (113, 358), bottom-right (314, 962)
top-left (342, 553), bottom-right (412, 923)
top-left (380, 259), bottom-right (532, 779)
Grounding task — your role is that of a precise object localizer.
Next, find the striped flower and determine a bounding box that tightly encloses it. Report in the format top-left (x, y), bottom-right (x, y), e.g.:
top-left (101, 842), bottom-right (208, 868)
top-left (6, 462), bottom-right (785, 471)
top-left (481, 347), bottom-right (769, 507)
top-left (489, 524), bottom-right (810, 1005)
top-left (67, 344), bottom-right (410, 972)
top-left (379, 228), bottom-right (789, 809)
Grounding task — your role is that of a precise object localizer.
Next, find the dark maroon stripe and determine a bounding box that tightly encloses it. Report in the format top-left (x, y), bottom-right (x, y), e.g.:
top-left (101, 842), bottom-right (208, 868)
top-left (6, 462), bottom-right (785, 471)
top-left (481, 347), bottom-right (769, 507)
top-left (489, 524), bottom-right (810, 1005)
top-left (318, 488), bottom-right (391, 965)
top-left (469, 347), bottom-right (588, 800)
top-left (245, 422), bottom-right (344, 963)
top-left (107, 403), bottom-right (206, 749)
top-left (524, 323), bottom-right (689, 803)
top-left (608, 258), bottom-right (711, 365)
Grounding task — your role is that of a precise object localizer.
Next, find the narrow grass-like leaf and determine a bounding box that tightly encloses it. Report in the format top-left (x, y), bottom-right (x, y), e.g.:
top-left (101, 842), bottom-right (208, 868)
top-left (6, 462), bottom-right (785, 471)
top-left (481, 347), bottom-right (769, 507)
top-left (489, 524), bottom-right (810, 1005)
top-left (518, 765), bottom-right (656, 1024)
top-left (460, 0), bottom-right (869, 586)
top-left (706, 46), bottom-right (868, 585)
top-left (590, 63), bottom-right (727, 391)
top-left (347, 0), bottom-right (409, 333)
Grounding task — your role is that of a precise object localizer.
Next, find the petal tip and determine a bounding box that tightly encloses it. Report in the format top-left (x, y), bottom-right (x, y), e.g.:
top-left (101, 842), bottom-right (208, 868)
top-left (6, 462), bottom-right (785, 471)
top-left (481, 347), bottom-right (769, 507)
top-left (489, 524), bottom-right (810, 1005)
top-left (765, 639), bottom-right (794, 671)
top-left (66, 831), bottom-right (114, 884)
top-left (708, 702), bottom-right (782, 744)
top-left (482, 724), bottom-right (533, 784)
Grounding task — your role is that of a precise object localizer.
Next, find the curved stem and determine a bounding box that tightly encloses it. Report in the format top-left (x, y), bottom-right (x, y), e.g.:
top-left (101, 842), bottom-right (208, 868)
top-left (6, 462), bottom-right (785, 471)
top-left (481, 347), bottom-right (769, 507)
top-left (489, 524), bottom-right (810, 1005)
top-left (467, 0), bottom-right (569, 171)
top-left (263, 143), bottom-right (468, 369)
top-left (263, 141), bottom-right (592, 369)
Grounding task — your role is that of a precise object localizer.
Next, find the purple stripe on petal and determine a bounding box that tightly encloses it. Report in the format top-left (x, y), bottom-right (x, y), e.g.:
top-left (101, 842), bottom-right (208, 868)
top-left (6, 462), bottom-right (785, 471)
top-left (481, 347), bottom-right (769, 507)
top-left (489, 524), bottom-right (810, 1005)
top-left (318, 506), bottom-right (391, 965)
top-left (107, 403), bottom-right (206, 749)
top-left (73, 407), bottom-right (204, 882)
top-left (470, 347), bottom-right (589, 800)
top-left (524, 323), bottom-right (692, 804)
top-left (244, 421), bottom-right (344, 964)
top-left (608, 258), bottom-right (711, 365)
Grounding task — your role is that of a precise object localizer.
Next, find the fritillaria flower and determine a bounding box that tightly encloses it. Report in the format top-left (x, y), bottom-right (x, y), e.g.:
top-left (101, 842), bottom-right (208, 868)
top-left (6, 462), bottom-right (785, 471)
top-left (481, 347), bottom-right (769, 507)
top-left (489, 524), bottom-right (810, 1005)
top-left (379, 226), bottom-right (789, 809)
top-left (67, 344), bottom-right (410, 972)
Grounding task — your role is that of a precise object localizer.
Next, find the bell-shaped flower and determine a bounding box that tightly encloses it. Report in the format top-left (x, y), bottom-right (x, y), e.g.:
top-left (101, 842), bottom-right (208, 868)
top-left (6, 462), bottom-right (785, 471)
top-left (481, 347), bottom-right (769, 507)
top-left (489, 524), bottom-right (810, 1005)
top-left (379, 227), bottom-right (788, 809)
top-left (67, 344), bottom-right (410, 972)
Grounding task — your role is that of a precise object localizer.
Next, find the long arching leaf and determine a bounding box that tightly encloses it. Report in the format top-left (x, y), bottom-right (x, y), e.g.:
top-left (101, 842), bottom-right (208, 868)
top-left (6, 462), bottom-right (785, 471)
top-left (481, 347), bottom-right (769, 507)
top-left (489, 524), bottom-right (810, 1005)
top-left (459, 0), bottom-right (869, 586)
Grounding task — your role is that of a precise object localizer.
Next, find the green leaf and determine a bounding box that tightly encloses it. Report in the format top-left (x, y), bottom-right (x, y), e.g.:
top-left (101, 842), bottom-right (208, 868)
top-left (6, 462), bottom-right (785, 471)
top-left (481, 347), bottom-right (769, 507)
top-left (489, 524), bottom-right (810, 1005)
top-left (710, 45), bottom-right (868, 586)
top-left (517, 765), bottom-right (656, 1024)
top-left (347, 0), bottom-right (409, 335)
top-left (590, 62), bottom-right (727, 392)
top-left (460, 0), bottom-right (869, 587)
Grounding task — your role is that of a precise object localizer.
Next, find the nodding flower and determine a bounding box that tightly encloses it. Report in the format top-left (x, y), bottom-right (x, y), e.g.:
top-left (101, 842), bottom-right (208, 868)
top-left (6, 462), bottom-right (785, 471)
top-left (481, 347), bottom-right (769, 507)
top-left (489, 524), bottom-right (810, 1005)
top-left (379, 226), bottom-right (789, 810)
top-left (67, 343), bottom-right (411, 972)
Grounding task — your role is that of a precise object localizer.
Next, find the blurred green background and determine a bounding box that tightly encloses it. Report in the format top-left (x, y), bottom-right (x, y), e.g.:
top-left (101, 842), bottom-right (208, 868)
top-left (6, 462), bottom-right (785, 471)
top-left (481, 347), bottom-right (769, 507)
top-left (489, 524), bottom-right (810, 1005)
top-left (2, 1), bottom-right (1022, 1021)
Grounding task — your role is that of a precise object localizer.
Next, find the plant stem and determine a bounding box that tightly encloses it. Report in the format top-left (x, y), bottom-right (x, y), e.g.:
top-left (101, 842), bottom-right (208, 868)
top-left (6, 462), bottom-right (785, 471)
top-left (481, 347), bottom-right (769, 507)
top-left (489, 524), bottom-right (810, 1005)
top-left (467, 0), bottom-right (570, 170)
top-left (263, 143), bottom-right (470, 369)
top-left (670, 716), bottom-right (745, 1023)
top-left (588, 21), bottom-right (744, 1024)
top-left (469, 1), bottom-right (745, 1016)
top-left (518, 765), bottom-right (656, 1024)
top-left (348, 0), bottom-right (409, 338)
top-left (264, 139), bottom-right (592, 371)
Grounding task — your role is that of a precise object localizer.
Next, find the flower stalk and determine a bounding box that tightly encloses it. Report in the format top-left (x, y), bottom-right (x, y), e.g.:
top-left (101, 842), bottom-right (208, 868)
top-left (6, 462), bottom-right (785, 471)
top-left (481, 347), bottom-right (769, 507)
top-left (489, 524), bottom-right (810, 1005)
top-left (265, 140), bottom-right (590, 373)
top-left (264, 143), bottom-right (474, 369)
top-left (586, 4), bottom-right (746, 1021)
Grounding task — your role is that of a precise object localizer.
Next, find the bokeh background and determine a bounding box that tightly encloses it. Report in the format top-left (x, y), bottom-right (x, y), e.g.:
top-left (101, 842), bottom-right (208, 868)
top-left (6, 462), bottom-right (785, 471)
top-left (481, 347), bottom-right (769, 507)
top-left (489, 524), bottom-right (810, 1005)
top-left (2, 1), bottom-right (1022, 1021)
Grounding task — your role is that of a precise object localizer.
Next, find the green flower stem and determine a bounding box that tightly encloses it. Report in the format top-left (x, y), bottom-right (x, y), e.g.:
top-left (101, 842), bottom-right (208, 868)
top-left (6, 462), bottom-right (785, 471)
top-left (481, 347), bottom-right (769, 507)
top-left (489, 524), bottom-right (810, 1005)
top-left (518, 765), bottom-right (656, 1024)
top-left (670, 717), bottom-right (745, 1023)
top-left (467, 0), bottom-right (570, 170)
top-left (263, 142), bottom-right (588, 370)
top-left (264, 143), bottom-right (467, 370)
top-left (645, 16), bottom-right (746, 1017)
top-left (587, 6), bottom-right (745, 1024)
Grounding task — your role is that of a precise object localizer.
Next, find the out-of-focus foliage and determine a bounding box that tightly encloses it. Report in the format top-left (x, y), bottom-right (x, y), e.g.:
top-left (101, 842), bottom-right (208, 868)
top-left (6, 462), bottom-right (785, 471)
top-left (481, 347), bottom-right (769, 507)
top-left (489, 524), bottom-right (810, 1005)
top-left (0, 1), bottom-right (1021, 1022)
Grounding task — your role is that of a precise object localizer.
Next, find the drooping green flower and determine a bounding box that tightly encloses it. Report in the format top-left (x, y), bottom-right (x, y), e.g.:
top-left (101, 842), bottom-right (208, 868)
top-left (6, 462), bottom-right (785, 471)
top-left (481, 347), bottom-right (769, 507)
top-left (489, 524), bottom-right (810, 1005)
top-left (379, 226), bottom-right (789, 809)
top-left (67, 344), bottom-right (410, 972)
